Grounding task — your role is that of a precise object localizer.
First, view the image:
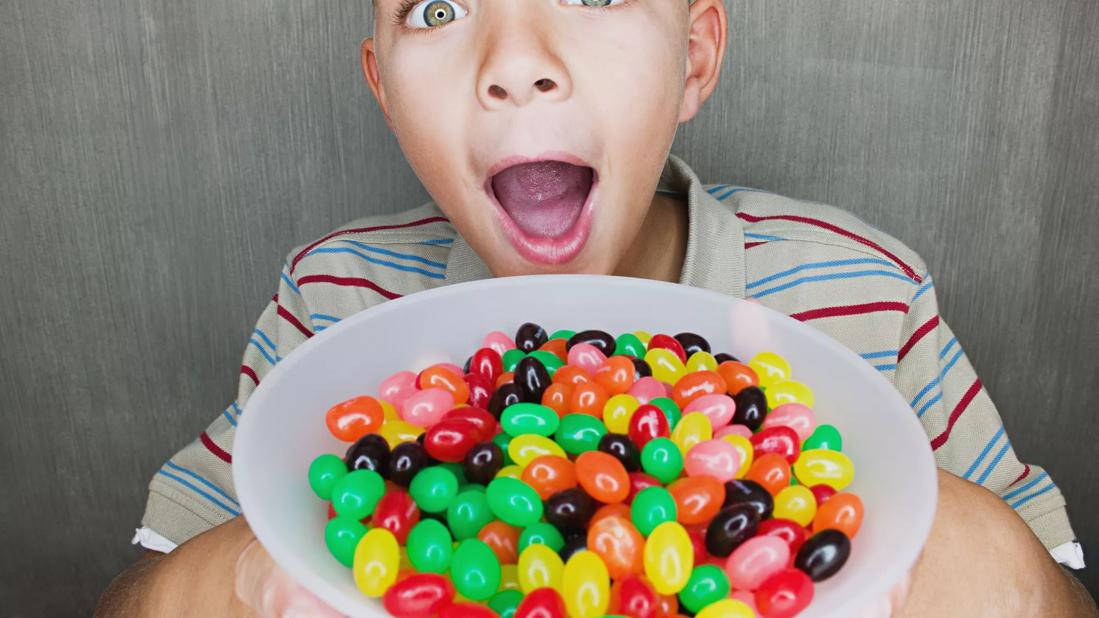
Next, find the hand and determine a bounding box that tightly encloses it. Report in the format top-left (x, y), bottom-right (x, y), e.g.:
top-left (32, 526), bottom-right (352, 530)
top-left (233, 523), bottom-right (341, 618)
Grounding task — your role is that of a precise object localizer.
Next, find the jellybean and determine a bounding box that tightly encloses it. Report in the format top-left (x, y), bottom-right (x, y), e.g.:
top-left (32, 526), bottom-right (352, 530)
top-left (716, 361), bottom-right (759, 396)
top-left (508, 433), bottom-right (566, 466)
top-left (544, 487), bottom-right (597, 533)
top-left (627, 377), bottom-right (667, 404)
top-left (518, 544), bottom-right (565, 592)
top-left (541, 382), bottom-right (574, 418)
top-left (812, 492), bottom-right (864, 538)
top-left (685, 351), bottom-right (719, 373)
top-left (773, 485), bottom-right (817, 527)
top-left (553, 365), bottom-right (592, 387)
top-left (568, 342), bottom-right (608, 373)
top-left (383, 573), bottom-right (455, 618)
top-left (489, 383), bottom-right (525, 418)
top-left (515, 587), bottom-right (568, 618)
top-left (324, 516), bottom-right (367, 567)
top-left (643, 521), bottom-right (694, 595)
top-left (400, 388), bottom-right (454, 427)
top-left (418, 365), bottom-right (470, 405)
top-left (470, 347), bottom-right (504, 383)
top-left (731, 386), bottom-right (767, 431)
top-left (484, 330), bottom-right (517, 356)
top-left (640, 437), bottom-right (684, 484)
top-left (810, 483), bottom-right (837, 505)
top-left (379, 371), bottom-right (419, 407)
top-left (389, 441), bottom-right (431, 487)
top-left (615, 333), bottom-right (647, 358)
top-left (560, 532), bottom-right (589, 562)
top-left (754, 568), bottom-right (814, 618)
top-left (308, 454), bottom-right (347, 500)
top-left (515, 356), bottom-right (552, 403)
top-left (489, 589), bottom-right (524, 618)
top-left (502, 402), bottom-right (560, 437)
top-left (556, 413), bottom-right (608, 455)
top-left (447, 489), bottom-right (494, 540)
top-left (751, 425), bottom-right (801, 464)
top-left (408, 465), bottom-right (459, 513)
top-left (372, 489), bottom-right (420, 544)
top-left (463, 441), bottom-right (506, 485)
top-left (765, 379), bottom-right (815, 409)
top-left (683, 393), bottom-right (736, 429)
top-left (345, 434), bottom-right (391, 477)
top-left (748, 351), bottom-right (792, 388)
top-left (746, 453), bottom-right (792, 496)
top-left (519, 522), bottom-right (566, 553)
top-left (630, 486), bottom-right (677, 536)
top-left (678, 564), bottom-right (730, 614)
top-left (486, 477), bottom-right (544, 527)
top-left (725, 535), bottom-right (790, 591)
top-left (561, 550), bottom-right (611, 618)
top-left (626, 471), bottom-right (662, 503)
top-left (444, 406), bottom-right (497, 441)
top-left (500, 563), bottom-right (521, 591)
top-left (451, 538), bottom-right (501, 601)
top-left (406, 519), bottom-right (454, 574)
top-left (609, 574), bottom-right (660, 618)
top-left (644, 348), bottom-right (687, 385)
top-left (326, 395), bottom-right (385, 442)
top-left (723, 479), bottom-right (775, 519)
top-left (667, 476), bottom-right (725, 525)
top-left (478, 520), bottom-right (521, 565)
top-left (598, 433), bottom-right (642, 472)
top-left (628, 404), bottom-right (670, 448)
top-left (595, 356), bottom-right (637, 395)
top-left (602, 393), bottom-right (640, 434)
top-left (795, 529), bottom-right (851, 582)
top-left (575, 450), bottom-right (630, 503)
top-left (716, 424), bottom-right (754, 440)
top-left (587, 514), bottom-right (644, 579)
top-left (515, 322), bottom-right (549, 353)
top-left (521, 454), bottom-right (578, 499)
top-left (793, 449), bottom-right (854, 491)
top-left (803, 423), bottom-right (843, 451)
top-left (761, 403), bottom-right (816, 441)
top-left (423, 418), bottom-right (480, 463)
top-left (464, 374), bottom-right (492, 410)
top-left (704, 504), bottom-right (759, 557)
top-left (529, 350), bottom-right (564, 377)
top-left (718, 433), bottom-right (754, 479)
top-left (696, 599), bottom-right (756, 618)
top-left (648, 334), bottom-right (688, 363)
top-left (496, 464), bottom-right (523, 480)
top-left (352, 528), bottom-right (400, 597)
top-left (684, 439), bottom-right (741, 483)
top-left (672, 371), bottom-right (727, 409)
top-left (757, 518), bottom-right (808, 556)
top-left (649, 397), bottom-right (683, 429)
top-left (590, 502), bottom-right (632, 527)
top-left (331, 469), bottom-right (385, 520)
top-left (567, 329), bottom-right (616, 355)
top-left (570, 381), bottom-right (610, 417)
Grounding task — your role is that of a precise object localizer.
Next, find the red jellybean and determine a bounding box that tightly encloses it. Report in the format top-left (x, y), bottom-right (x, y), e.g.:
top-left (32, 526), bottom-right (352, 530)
top-left (609, 574), bottom-right (660, 618)
top-left (442, 406), bottom-right (498, 441)
top-left (628, 404), bottom-right (670, 448)
top-left (516, 588), bottom-right (568, 618)
top-left (469, 347), bottom-right (503, 383)
top-left (810, 484), bottom-right (837, 506)
top-left (383, 572), bottom-right (454, 618)
top-left (648, 334), bottom-right (687, 364)
top-left (464, 373), bottom-right (493, 410)
top-left (372, 489), bottom-right (420, 544)
top-left (755, 568), bottom-right (814, 618)
top-left (423, 418), bottom-right (480, 462)
top-left (626, 472), bottom-right (662, 504)
top-left (685, 524), bottom-right (712, 565)
top-left (756, 518), bottom-right (808, 556)
top-left (441, 602), bottom-right (497, 618)
top-left (750, 426), bottom-right (801, 464)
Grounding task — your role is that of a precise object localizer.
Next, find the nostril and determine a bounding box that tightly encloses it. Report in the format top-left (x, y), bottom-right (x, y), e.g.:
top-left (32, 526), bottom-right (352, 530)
top-left (534, 78), bottom-right (556, 93)
top-left (488, 84), bottom-right (507, 100)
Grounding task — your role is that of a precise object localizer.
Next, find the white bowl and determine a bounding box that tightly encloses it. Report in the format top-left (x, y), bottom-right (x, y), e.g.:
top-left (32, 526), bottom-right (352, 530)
top-left (235, 275), bottom-right (937, 617)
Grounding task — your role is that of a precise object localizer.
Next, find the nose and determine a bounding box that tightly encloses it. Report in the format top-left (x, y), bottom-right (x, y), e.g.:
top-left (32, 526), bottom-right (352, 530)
top-left (476, 13), bottom-right (572, 109)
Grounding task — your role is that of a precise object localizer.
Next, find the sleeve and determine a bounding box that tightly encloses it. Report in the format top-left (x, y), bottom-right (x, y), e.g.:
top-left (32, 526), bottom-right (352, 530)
top-left (137, 261), bottom-right (315, 548)
top-left (892, 275), bottom-right (1083, 567)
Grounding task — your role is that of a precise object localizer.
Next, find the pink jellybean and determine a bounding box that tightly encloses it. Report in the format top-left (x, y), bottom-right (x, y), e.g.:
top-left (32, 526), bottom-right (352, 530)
top-left (715, 424), bottom-right (754, 440)
top-left (729, 590), bottom-right (759, 612)
top-left (378, 371), bottom-right (417, 407)
top-left (567, 342), bottom-right (607, 373)
top-left (399, 387), bottom-right (453, 427)
top-left (628, 377), bottom-right (667, 404)
top-left (725, 536), bottom-right (790, 591)
top-left (684, 439), bottom-right (741, 482)
top-left (482, 331), bottom-right (515, 357)
top-left (760, 403), bottom-right (816, 441)
top-left (684, 393), bottom-right (737, 428)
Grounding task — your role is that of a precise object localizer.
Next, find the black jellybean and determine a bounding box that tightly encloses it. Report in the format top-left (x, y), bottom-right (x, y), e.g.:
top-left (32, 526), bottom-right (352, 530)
top-left (559, 533), bottom-right (589, 561)
top-left (566, 330), bottom-right (616, 356)
top-left (544, 488), bottom-right (596, 533)
top-left (714, 353), bottom-right (740, 364)
top-left (705, 504), bottom-right (760, 557)
top-left (515, 322), bottom-right (549, 353)
top-left (388, 442), bottom-right (431, 487)
top-left (514, 356), bottom-right (551, 403)
top-left (488, 383), bottom-right (525, 418)
top-left (722, 479), bottom-right (774, 520)
top-left (795, 529), bottom-right (852, 582)
top-left (674, 332), bottom-right (711, 356)
top-left (463, 441), bottom-right (505, 485)
top-left (733, 386), bottom-right (768, 430)
top-left (344, 434), bottom-right (390, 476)
top-left (631, 358), bottom-right (652, 380)
top-left (598, 433), bottom-right (641, 472)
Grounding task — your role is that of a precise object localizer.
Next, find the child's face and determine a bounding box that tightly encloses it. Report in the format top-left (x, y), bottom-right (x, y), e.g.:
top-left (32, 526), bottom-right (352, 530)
top-left (363, 1), bottom-right (716, 276)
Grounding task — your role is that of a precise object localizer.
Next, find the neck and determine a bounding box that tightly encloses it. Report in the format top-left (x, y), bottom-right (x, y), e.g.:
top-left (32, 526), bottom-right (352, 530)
top-left (614, 191), bottom-right (689, 283)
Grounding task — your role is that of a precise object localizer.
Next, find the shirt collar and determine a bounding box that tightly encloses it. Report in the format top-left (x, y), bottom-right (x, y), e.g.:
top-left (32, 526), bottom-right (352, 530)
top-left (445, 154), bottom-right (746, 299)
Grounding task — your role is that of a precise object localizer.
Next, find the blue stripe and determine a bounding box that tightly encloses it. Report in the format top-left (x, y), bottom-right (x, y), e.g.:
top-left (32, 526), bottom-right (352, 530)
top-left (912, 277), bottom-right (934, 303)
top-left (914, 348), bottom-right (966, 418)
top-left (221, 410), bottom-right (238, 427)
top-left (939, 337), bottom-right (958, 360)
top-left (706, 185), bottom-right (730, 195)
top-left (1009, 483), bottom-right (1056, 510)
top-left (1003, 471), bottom-right (1049, 501)
top-left (975, 440), bottom-right (1012, 485)
top-left (252, 328), bottom-right (277, 355)
top-left (306, 247), bottom-right (446, 279)
top-left (280, 272), bottom-right (302, 296)
top-left (715, 186), bottom-right (759, 200)
top-left (874, 363), bottom-right (897, 371)
top-left (910, 340), bottom-right (961, 407)
top-left (747, 257), bottom-right (897, 290)
top-left (419, 238), bottom-right (454, 246)
top-left (248, 339), bottom-right (279, 366)
top-left (744, 233), bottom-right (788, 242)
top-left (752, 269), bottom-right (915, 299)
top-left (860, 350), bottom-right (898, 360)
top-left (230, 402), bottom-right (243, 417)
top-left (309, 313), bottom-right (341, 323)
top-left (336, 239), bottom-right (448, 269)
top-left (962, 427), bottom-right (1005, 480)
top-left (156, 470), bottom-right (241, 516)
top-left (164, 461), bottom-right (241, 507)
top-left (315, 324), bottom-right (329, 332)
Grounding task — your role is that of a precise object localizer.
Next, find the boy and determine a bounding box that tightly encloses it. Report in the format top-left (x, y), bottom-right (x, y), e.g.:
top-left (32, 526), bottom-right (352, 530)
top-left (99, 1), bottom-right (1095, 615)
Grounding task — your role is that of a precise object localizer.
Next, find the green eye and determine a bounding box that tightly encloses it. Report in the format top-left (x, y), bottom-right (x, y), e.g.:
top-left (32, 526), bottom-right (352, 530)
top-left (423, 0), bottom-right (454, 25)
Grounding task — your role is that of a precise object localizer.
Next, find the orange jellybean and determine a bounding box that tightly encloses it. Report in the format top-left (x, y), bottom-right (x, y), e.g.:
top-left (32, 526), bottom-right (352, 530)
top-left (668, 476), bottom-right (726, 525)
top-left (325, 395), bottom-right (384, 442)
top-left (671, 371), bottom-right (728, 409)
top-left (575, 451), bottom-right (630, 503)
top-left (594, 356), bottom-right (637, 395)
top-left (587, 514), bottom-right (645, 580)
top-left (478, 520), bottom-right (521, 564)
top-left (812, 492), bottom-right (864, 538)
top-left (541, 383), bottom-right (574, 418)
top-left (746, 453), bottom-right (792, 496)
top-left (570, 382), bottom-right (610, 417)
top-left (716, 361), bottom-right (759, 396)
top-left (553, 365), bottom-right (592, 386)
top-left (417, 366), bottom-right (470, 405)
top-left (521, 455), bottom-right (578, 500)
top-left (591, 502), bottom-right (633, 527)
top-left (496, 371), bottom-right (515, 389)
top-left (539, 338), bottom-right (569, 363)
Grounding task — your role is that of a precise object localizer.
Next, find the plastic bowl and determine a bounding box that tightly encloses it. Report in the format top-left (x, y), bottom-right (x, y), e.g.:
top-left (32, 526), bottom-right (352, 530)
top-left (234, 275), bottom-right (936, 617)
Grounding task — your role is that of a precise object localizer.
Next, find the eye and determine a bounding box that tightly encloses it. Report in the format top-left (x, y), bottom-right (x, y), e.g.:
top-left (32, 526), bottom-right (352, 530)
top-left (406, 0), bottom-right (468, 28)
top-left (562, 0), bottom-right (627, 6)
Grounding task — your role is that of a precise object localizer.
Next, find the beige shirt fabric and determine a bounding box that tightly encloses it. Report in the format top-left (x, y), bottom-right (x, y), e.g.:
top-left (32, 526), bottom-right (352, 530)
top-left (139, 155), bottom-right (1080, 564)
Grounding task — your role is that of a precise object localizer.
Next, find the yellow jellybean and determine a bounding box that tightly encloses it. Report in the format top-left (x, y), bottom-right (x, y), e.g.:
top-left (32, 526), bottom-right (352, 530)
top-left (697, 599), bottom-right (756, 618)
top-left (603, 393), bottom-right (641, 434)
top-left (643, 521), bottom-right (693, 595)
top-left (748, 351), bottom-right (792, 388)
top-left (353, 528), bottom-right (399, 597)
top-left (508, 434), bottom-right (566, 466)
top-left (377, 419), bottom-right (424, 449)
top-left (518, 543), bottom-right (564, 593)
top-left (499, 564), bottom-right (520, 591)
top-left (765, 380), bottom-right (816, 409)
top-left (671, 412), bottom-right (712, 455)
top-left (774, 484), bottom-right (818, 526)
top-left (685, 351), bottom-right (719, 373)
top-left (562, 550), bottom-right (610, 618)
top-left (379, 399), bottom-right (399, 421)
top-left (495, 464), bottom-right (523, 480)
top-left (720, 433), bottom-right (754, 478)
top-left (644, 348), bottom-right (687, 385)
top-left (634, 330), bottom-right (653, 345)
top-left (794, 449), bottom-right (855, 491)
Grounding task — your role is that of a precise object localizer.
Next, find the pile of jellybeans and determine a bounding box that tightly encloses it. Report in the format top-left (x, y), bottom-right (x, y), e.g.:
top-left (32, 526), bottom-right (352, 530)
top-left (307, 325), bottom-right (863, 618)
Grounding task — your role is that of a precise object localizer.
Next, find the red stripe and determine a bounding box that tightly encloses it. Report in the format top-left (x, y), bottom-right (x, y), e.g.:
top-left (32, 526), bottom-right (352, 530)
top-left (278, 305), bottom-right (314, 339)
top-left (737, 212), bottom-right (922, 282)
top-left (240, 365), bottom-right (259, 386)
top-left (791, 301), bottom-right (909, 322)
top-left (930, 379), bottom-right (983, 451)
top-left (289, 216), bottom-right (450, 274)
top-left (1012, 465), bottom-right (1031, 486)
top-left (200, 432), bottom-right (233, 463)
top-left (297, 274), bottom-right (403, 300)
top-left (898, 316), bottom-right (939, 362)
top-left (745, 242), bottom-right (766, 250)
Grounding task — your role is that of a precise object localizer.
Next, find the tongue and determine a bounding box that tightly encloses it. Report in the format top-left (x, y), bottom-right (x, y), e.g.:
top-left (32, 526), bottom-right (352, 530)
top-left (491, 161), bottom-right (593, 238)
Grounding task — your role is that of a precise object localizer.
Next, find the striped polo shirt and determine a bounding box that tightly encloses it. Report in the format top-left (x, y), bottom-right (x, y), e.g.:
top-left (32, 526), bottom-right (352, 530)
top-left (137, 155), bottom-right (1082, 567)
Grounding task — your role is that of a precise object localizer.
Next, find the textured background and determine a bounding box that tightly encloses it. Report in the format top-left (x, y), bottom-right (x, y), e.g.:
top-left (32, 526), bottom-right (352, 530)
top-left (1, 0), bottom-right (1096, 614)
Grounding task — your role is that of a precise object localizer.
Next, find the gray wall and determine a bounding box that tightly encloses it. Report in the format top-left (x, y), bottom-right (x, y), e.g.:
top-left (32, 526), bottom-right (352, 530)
top-left (1, 0), bottom-right (1096, 614)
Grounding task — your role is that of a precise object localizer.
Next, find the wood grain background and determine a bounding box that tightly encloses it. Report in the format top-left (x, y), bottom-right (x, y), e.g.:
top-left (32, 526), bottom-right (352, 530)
top-left (1, 1), bottom-right (1095, 613)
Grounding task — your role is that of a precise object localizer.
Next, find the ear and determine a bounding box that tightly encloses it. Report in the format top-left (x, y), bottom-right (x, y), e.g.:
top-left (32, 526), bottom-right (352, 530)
top-left (678, 0), bottom-right (729, 123)
top-left (360, 38), bottom-right (394, 127)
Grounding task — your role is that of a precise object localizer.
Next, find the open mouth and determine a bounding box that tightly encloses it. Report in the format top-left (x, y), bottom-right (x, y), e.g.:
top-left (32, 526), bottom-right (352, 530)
top-left (485, 157), bottom-right (599, 266)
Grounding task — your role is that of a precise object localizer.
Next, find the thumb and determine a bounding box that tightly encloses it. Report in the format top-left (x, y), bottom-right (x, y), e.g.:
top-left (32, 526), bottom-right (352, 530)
top-left (234, 537), bottom-right (341, 618)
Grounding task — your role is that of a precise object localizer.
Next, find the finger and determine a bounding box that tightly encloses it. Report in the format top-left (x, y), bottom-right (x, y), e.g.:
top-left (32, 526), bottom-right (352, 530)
top-left (234, 538), bottom-right (340, 618)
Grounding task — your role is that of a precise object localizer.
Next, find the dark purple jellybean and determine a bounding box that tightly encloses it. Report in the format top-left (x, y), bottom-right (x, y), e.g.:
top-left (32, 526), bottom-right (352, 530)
top-left (389, 442), bottom-right (431, 487)
top-left (345, 434), bottom-right (391, 477)
top-left (794, 529), bottom-right (851, 582)
top-left (515, 356), bottom-right (551, 403)
top-left (544, 488), bottom-right (596, 534)
top-left (565, 330), bottom-right (616, 356)
top-left (723, 479), bottom-right (774, 519)
top-left (674, 332), bottom-right (711, 356)
top-left (714, 353), bottom-right (739, 364)
top-left (631, 358), bottom-right (652, 381)
top-left (515, 322), bottom-right (549, 353)
top-left (598, 433), bottom-right (641, 472)
top-left (463, 441), bottom-right (505, 485)
top-left (559, 532), bottom-right (589, 561)
top-left (732, 386), bottom-right (768, 431)
top-left (705, 504), bottom-right (760, 557)
top-left (489, 383), bottom-right (525, 419)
